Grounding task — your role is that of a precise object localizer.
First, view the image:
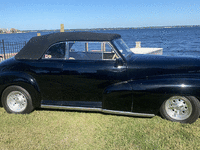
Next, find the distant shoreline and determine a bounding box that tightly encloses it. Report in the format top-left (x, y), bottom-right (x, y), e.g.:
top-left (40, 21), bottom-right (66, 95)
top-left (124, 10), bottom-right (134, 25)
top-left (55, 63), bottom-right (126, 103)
top-left (0, 32), bottom-right (26, 35)
top-left (21, 25), bottom-right (200, 33)
top-left (1, 25), bottom-right (200, 34)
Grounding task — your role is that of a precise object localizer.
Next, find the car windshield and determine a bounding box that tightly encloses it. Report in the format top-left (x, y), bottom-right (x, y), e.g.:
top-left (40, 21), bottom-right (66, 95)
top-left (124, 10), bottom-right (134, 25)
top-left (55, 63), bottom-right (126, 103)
top-left (112, 38), bottom-right (132, 58)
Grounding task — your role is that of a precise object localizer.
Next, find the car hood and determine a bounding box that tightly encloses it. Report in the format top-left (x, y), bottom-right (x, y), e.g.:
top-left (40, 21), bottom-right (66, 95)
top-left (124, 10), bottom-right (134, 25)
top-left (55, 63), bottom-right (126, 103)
top-left (126, 54), bottom-right (200, 80)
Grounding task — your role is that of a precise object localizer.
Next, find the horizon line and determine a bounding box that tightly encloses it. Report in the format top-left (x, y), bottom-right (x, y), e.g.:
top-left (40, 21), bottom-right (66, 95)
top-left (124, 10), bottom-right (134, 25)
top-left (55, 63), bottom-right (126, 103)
top-left (21, 24), bottom-right (200, 31)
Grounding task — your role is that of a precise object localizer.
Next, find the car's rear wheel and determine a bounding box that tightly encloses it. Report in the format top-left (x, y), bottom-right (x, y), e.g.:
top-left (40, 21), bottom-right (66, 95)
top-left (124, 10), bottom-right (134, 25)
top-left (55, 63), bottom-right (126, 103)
top-left (2, 86), bottom-right (34, 114)
top-left (160, 96), bottom-right (200, 124)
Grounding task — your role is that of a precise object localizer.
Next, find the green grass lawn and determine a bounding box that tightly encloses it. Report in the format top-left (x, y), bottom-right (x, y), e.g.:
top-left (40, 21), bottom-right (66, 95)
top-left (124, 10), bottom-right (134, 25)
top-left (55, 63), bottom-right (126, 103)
top-left (0, 107), bottom-right (200, 150)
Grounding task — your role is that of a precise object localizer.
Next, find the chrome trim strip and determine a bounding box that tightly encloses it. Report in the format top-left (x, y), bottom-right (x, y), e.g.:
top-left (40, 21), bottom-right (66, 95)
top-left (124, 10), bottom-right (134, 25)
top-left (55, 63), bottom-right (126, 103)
top-left (41, 105), bottom-right (102, 112)
top-left (102, 109), bottom-right (155, 117)
top-left (41, 105), bottom-right (155, 118)
top-left (41, 100), bottom-right (102, 108)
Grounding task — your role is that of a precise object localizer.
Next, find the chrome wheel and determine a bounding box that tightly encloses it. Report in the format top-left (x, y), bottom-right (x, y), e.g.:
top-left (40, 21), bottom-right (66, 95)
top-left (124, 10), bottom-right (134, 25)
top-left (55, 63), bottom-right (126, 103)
top-left (2, 86), bottom-right (34, 114)
top-left (7, 91), bottom-right (28, 112)
top-left (165, 96), bottom-right (192, 120)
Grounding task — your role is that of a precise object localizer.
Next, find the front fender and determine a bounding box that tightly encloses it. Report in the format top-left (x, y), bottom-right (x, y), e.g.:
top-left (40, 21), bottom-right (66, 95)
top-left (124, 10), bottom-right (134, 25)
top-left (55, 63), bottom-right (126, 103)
top-left (129, 78), bottom-right (200, 96)
top-left (103, 81), bottom-right (133, 112)
top-left (127, 78), bottom-right (200, 114)
top-left (103, 77), bottom-right (200, 115)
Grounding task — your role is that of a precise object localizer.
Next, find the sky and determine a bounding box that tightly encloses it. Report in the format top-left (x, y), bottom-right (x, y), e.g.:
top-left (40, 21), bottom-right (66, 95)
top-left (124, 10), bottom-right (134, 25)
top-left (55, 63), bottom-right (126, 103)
top-left (1, 0), bottom-right (200, 30)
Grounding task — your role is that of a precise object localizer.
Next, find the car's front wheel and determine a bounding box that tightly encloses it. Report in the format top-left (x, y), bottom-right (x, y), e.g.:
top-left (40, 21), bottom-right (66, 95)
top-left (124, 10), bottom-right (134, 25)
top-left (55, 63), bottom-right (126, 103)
top-left (160, 96), bottom-right (200, 124)
top-left (2, 86), bottom-right (34, 114)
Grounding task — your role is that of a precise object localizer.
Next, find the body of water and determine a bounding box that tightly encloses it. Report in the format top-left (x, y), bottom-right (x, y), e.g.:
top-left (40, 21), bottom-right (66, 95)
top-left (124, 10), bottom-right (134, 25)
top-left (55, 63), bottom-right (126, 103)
top-left (0, 27), bottom-right (200, 57)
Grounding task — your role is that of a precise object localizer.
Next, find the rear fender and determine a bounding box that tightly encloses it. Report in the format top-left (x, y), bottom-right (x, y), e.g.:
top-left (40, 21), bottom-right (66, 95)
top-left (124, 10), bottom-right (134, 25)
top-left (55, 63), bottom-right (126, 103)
top-left (0, 72), bottom-right (41, 107)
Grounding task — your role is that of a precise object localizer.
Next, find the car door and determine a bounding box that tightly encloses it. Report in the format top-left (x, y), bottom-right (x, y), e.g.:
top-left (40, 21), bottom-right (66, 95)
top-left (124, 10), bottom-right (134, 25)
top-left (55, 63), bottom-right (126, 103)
top-left (61, 41), bottom-right (127, 107)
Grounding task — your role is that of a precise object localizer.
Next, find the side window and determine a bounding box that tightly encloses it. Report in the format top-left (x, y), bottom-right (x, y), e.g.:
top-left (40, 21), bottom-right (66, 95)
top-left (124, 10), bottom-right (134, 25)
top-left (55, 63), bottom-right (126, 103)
top-left (66, 41), bottom-right (119, 60)
top-left (43, 43), bottom-right (66, 59)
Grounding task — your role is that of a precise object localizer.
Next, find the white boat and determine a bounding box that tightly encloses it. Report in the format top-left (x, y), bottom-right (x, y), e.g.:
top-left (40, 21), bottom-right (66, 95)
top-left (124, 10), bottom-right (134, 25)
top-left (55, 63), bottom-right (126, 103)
top-left (130, 41), bottom-right (163, 55)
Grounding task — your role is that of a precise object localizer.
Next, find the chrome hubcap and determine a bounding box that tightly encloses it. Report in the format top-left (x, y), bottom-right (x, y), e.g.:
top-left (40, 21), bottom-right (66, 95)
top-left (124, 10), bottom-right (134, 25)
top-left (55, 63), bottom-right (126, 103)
top-left (165, 96), bottom-right (192, 120)
top-left (7, 91), bottom-right (27, 112)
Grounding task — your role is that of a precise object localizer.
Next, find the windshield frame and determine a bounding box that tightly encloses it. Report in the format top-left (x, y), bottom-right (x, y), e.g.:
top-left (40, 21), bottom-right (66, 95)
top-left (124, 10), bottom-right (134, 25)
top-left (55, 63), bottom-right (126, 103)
top-left (111, 38), bottom-right (132, 59)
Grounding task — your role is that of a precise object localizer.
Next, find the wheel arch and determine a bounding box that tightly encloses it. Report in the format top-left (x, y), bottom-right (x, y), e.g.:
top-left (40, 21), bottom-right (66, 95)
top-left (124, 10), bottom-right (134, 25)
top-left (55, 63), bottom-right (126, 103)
top-left (128, 77), bottom-right (200, 115)
top-left (103, 77), bottom-right (200, 115)
top-left (0, 72), bottom-right (41, 108)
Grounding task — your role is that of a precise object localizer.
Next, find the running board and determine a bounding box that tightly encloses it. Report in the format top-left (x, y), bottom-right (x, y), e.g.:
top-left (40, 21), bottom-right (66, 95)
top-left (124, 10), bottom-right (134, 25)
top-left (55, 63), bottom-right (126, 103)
top-left (41, 105), bottom-right (155, 118)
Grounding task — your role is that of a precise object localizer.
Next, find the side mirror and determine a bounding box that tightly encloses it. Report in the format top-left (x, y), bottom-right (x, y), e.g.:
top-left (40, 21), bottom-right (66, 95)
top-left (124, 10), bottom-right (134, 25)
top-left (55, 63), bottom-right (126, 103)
top-left (114, 58), bottom-right (124, 67)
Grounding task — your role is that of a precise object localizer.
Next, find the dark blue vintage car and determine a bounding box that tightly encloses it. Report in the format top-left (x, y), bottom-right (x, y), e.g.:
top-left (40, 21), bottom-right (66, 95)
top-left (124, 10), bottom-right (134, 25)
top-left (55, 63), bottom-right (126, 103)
top-left (1, 32), bottom-right (200, 123)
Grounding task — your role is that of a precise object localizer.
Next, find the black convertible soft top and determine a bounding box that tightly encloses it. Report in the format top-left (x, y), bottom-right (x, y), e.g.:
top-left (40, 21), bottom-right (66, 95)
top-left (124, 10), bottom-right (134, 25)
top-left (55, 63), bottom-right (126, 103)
top-left (15, 32), bottom-right (121, 60)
